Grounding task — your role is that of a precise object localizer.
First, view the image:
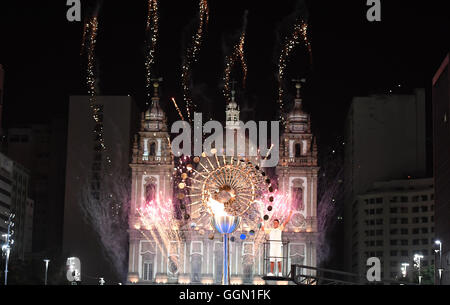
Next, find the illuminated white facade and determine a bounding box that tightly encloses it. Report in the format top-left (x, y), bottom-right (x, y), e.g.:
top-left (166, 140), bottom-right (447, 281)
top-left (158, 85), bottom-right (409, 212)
top-left (127, 82), bottom-right (318, 284)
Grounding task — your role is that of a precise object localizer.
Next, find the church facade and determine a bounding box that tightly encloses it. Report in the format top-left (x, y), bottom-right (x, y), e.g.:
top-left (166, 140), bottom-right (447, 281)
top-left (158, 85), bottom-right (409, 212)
top-left (127, 82), bottom-right (318, 284)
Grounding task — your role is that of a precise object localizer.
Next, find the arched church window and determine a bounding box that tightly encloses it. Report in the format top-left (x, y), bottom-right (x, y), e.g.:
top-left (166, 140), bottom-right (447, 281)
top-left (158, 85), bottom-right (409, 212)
top-left (145, 182), bottom-right (156, 204)
top-left (168, 257), bottom-right (178, 276)
top-left (150, 142), bottom-right (156, 156)
top-left (295, 143), bottom-right (302, 158)
top-left (168, 241), bottom-right (180, 278)
top-left (190, 241), bottom-right (203, 283)
top-left (292, 186), bottom-right (304, 211)
top-left (243, 259), bottom-right (253, 283)
top-left (143, 261), bottom-right (153, 281)
top-left (142, 253), bottom-right (155, 281)
top-left (191, 254), bottom-right (202, 283)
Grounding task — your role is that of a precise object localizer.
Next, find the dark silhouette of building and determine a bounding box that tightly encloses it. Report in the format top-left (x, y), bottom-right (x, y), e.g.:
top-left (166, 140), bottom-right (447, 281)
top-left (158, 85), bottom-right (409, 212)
top-left (432, 53), bottom-right (450, 284)
top-left (63, 96), bottom-right (137, 284)
top-left (344, 89), bottom-right (428, 275)
top-left (7, 120), bottom-right (67, 257)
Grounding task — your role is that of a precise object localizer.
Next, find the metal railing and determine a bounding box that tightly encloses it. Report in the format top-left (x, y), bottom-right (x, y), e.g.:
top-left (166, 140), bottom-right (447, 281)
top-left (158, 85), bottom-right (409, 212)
top-left (262, 241), bottom-right (291, 277)
top-left (290, 265), bottom-right (416, 285)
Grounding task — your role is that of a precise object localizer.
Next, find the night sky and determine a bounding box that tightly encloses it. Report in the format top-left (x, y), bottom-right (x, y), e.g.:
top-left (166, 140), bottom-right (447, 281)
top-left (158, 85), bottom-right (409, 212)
top-left (0, 0), bottom-right (448, 151)
top-left (0, 0), bottom-right (449, 282)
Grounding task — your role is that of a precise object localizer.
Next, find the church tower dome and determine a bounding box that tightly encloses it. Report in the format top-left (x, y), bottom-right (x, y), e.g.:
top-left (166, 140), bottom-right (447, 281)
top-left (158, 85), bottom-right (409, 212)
top-left (144, 82), bottom-right (167, 132)
top-left (287, 83), bottom-right (305, 120)
top-left (145, 98), bottom-right (165, 121)
top-left (286, 79), bottom-right (310, 133)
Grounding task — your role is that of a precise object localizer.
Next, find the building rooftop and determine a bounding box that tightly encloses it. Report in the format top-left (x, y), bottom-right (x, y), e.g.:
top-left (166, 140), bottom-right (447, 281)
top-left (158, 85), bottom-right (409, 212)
top-left (361, 177), bottom-right (434, 195)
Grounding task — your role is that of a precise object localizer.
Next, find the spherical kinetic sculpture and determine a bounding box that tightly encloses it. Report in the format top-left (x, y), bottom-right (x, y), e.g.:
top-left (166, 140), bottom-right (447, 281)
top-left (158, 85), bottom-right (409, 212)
top-left (181, 150), bottom-right (270, 284)
top-left (200, 158), bottom-right (259, 217)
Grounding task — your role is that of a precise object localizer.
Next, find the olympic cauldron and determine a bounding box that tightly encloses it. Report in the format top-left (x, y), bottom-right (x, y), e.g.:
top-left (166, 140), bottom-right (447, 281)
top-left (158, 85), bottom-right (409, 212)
top-left (184, 153), bottom-right (270, 285)
top-left (211, 213), bottom-right (240, 285)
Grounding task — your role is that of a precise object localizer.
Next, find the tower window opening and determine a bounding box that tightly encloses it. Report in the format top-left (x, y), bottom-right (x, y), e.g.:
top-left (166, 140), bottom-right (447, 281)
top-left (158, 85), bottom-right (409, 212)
top-left (295, 143), bottom-right (302, 158)
top-left (150, 142), bottom-right (156, 156)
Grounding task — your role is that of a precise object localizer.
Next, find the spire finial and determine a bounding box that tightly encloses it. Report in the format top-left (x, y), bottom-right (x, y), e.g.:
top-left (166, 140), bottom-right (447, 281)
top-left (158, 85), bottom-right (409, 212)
top-left (151, 77), bottom-right (163, 98)
top-left (292, 78), bottom-right (306, 99)
top-left (230, 80), bottom-right (238, 103)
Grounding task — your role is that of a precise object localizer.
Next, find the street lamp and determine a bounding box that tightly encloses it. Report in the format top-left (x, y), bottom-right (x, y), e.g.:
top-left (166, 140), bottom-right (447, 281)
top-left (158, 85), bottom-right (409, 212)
top-left (414, 254), bottom-right (424, 284)
top-left (401, 263), bottom-right (410, 278)
top-left (435, 240), bottom-right (443, 285)
top-left (43, 259), bottom-right (50, 285)
top-left (2, 213), bottom-right (15, 286)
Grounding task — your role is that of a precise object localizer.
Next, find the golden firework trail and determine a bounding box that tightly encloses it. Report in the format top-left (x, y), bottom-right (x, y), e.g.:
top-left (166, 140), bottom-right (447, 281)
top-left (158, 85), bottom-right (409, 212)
top-left (278, 20), bottom-right (312, 125)
top-left (82, 16), bottom-right (105, 149)
top-left (223, 10), bottom-right (248, 104)
top-left (171, 97), bottom-right (185, 121)
top-left (181, 0), bottom-right (210, 122)
top-left (81, 5), bottom-right (112, 165)
top-left (145, 0), bottom-right (160, 107)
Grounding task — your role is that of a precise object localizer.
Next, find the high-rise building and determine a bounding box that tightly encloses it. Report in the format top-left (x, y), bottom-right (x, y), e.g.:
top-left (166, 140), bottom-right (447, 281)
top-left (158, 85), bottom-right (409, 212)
top-left (24, 198), bottom-right (34, 255)
top-left (344, 89), bottom-right (427, 273)
top-left (10, 161), bottom-right (33, 260)
top-left (7, 121), bottom-right (67, 256)
top-left (0, 64), bottom-right (4, 127)
top-left (352, 178), bottom-right (435, 281)
top-left (63, 96), bottom-right (137, 283)
top-left (432, 53), bottom-right (450, 284)
top-left (0, 152), bottom-right (13, 235)
top-left (0, 64), bottom-right (5, 148)
top-left (0, 152), bottom-right (33, 259)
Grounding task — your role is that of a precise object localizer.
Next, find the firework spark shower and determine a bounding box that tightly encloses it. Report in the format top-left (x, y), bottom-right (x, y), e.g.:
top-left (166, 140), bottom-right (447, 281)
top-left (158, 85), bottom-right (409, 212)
top-left (79, 164), bottom-right (130, 281)
top-left (277, 19), bottom-right (312, 126)
top-left (137, 196), bottom-right (184, 270)
top-left (145, 0), bottom-right (159, 107)
top-left (223, 10), bottom-right (249, 104)
top-left (181, 0), bottom-right (209, 122)
top-left (80, 3), bottom-right (114, 168)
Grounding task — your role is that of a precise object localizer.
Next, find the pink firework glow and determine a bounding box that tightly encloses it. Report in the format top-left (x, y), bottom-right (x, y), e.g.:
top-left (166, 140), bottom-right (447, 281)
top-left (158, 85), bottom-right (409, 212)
top-left (262, 190), bottom-right (293, 221)
top-left (138, 196), bottom-right (176, 226)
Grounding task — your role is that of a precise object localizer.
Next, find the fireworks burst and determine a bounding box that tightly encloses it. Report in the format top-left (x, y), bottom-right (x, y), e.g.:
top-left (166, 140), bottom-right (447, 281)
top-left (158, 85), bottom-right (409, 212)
top-left (145, 0), bottom-right (160, 107)
top-left (223, 10), bottom-right (248, 104)
top-left (181, 0), bottom-right (210, 122)
top-left (133, 157), bottom-right (194, 274)
top-left (137, 195), bottom-right (184, 269)
top-left (278, 20), bottom-right (312, 125)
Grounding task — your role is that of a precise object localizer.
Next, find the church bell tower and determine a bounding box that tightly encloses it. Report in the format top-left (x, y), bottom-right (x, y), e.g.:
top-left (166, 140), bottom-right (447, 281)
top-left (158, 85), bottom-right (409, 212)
top-left (127, 80), bottom-right (174, 283)
top-left (276, 79), bottom-right (319, 271)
